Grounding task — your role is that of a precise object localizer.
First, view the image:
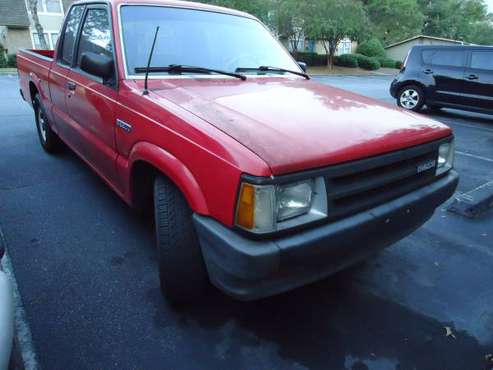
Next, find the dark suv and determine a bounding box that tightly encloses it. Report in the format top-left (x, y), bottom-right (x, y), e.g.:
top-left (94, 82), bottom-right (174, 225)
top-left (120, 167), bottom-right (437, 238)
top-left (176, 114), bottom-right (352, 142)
top-left (390, 45), bottom-right (493, 114)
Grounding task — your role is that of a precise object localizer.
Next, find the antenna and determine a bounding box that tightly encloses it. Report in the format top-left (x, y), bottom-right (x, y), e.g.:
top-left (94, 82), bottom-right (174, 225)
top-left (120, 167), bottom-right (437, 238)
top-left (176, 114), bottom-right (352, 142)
top-left (143, 26), bottom-right (160, 96)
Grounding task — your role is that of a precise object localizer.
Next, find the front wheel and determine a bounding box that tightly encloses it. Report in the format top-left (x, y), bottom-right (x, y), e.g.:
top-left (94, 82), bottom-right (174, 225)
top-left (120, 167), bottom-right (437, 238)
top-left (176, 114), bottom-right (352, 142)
top-left (397, 85), bottom-right (425, 112)
top-left (154, 176), bottom-right (209, 305)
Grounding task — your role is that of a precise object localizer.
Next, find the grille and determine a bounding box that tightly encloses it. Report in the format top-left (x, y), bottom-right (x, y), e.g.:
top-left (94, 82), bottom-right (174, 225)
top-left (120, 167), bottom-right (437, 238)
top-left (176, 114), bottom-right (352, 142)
top-left (323, 141), bottom-right (441, 221)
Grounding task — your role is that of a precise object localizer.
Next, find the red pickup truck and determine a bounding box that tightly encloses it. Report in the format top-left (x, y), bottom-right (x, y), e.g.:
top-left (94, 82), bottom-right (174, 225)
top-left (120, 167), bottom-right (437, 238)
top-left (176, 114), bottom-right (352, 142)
top-left (18, 0), bottom-right (458, 304)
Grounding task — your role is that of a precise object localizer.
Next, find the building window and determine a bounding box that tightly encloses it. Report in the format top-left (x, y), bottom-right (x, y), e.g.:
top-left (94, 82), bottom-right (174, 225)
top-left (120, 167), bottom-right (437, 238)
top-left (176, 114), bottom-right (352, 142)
top-left (32, 32), bottom-right (59, 49)
top-left (36, 0), bottom-right (63, 14)
top-left (336, 39), bottom-right (352, 56)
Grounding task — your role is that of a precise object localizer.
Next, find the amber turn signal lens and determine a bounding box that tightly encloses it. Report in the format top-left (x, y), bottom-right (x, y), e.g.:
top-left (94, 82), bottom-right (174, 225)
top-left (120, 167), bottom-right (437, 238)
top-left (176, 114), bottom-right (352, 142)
top-left (236, 183), bottom-right (255, 229)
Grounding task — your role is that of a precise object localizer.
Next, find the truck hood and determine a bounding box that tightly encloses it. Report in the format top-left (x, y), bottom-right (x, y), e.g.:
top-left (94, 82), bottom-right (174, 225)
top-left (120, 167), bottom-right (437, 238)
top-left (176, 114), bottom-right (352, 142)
top-left (147, 77), bottom-right (452, 175)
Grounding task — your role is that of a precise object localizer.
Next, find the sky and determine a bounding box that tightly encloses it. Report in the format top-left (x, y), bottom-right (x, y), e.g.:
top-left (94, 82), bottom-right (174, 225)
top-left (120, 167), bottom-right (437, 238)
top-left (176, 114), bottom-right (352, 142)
top-left (486, 0), bottom-right (493, 13)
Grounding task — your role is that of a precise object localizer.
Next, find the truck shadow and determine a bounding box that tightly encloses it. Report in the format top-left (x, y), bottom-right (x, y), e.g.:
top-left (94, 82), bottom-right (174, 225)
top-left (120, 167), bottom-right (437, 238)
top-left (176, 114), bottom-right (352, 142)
top-left (146, 262), bottom-right (488, 370)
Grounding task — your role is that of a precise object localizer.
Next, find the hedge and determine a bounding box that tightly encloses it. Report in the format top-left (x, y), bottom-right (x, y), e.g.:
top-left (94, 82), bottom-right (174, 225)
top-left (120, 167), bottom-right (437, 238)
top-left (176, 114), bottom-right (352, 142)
top-left (0, 54), bottom-right (16, 68)
top-left (356, 38), bottom-right (386, 58)
top-left (356, 54), bottom-right (381, 70)
top-left (377, 57), bottom-right (399, 69)
top-left (292, 52), bottom-right (327, 66)
top-left (334, 54), bottom-right (358, 68)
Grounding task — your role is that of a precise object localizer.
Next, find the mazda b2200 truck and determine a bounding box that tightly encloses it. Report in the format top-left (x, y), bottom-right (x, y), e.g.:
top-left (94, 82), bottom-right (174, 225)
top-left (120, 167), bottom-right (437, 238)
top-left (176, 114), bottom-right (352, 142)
top-left (17, 0), bottom-right (459, 304)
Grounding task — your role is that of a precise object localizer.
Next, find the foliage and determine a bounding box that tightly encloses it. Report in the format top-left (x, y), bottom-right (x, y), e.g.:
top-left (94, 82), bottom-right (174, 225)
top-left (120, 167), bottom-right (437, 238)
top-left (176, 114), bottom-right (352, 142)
top-left (356, 38), bottom-right (386, 57)
top-left (417, 0), bottom-right (493, 45)
top-left (377, 56), bottom-right (399, 68)
top-left (365, 0), bottom-right (425, 45)
top-left (355, 54), bottom-right (381, 70)
top-left (395, 60), bottom-right (404, 69)
top-left (197, 0), bottom-right (271, 22)
top-left (303, 0), bottom-right (369, 66)
top-left (7, 54), bottom-right (17, 68)
top-left (0, 54), bottom-right (7, 68)
top-left (334, 54), bottom-right (359, 68)
top-left (293, 52), bottom-right (327, 66)
top-left (268, 0), bottom-right (304, 52)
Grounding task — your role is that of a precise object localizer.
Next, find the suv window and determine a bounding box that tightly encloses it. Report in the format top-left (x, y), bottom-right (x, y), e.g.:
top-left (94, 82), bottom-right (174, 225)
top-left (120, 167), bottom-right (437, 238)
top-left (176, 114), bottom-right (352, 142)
top-left (471, 51), bottom-right (493, 71)
top-left (422, 49), bottom-right (465, 68)
top-left (60, 5), bottom-right (84, 65)
top-left (76, 7), bottom-right (113, 68)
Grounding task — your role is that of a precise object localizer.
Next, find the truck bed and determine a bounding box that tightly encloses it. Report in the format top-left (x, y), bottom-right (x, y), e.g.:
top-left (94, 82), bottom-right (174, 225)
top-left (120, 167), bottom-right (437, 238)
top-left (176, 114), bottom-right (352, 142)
top-left (17, 49), bottom-right (55, 106)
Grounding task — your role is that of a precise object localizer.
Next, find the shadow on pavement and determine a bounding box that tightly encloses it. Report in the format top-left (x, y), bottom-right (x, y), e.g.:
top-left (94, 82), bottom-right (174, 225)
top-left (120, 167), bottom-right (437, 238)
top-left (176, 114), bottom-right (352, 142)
top-left (146, 265), bottom-right (489, 370)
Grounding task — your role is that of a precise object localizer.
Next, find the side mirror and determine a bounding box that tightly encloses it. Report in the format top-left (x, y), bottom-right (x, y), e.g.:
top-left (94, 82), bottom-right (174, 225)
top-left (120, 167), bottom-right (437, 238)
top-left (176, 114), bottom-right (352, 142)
top-left (80, 52), bottom-right (113, 81)
top-left (297, 61), bottom-right (307, 73)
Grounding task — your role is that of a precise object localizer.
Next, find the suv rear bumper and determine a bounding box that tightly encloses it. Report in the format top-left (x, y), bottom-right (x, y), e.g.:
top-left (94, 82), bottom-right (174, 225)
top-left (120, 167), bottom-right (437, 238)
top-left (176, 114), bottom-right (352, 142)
top-left (193, 170), bottom-right (459, 301)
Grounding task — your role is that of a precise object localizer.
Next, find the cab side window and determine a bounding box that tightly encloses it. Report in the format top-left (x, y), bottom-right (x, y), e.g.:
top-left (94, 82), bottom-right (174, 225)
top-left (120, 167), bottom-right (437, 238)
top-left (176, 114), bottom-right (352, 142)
top-left (60, 5), bottom-right (84, 65)
top-left (76, 8), bottom-right (113, 68)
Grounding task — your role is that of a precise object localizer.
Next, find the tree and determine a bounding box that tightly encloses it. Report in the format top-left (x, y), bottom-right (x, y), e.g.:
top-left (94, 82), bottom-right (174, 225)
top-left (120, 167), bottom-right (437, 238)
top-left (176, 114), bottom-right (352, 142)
top-left (418, 0), bottom-right (493, 44)
top-left (197, 0), bottom-right (271, 23)
top-left (365, 0), bottom-right (425, 44)
top-left (268, 0), bottom-right (305, 53)
top-left (303, 0), bottom-right (368, 67)
top-left (27, 0), bottom-right (48, 49)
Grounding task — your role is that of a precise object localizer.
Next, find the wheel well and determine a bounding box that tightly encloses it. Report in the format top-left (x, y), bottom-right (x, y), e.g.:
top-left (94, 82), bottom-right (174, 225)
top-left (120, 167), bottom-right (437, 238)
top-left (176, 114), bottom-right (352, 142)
top-left (397, 81), bottom-right (425, 94)
top-left (29, 82), bottom-right (38, 104)
top-left (131, 161), bottom-right (159, 212)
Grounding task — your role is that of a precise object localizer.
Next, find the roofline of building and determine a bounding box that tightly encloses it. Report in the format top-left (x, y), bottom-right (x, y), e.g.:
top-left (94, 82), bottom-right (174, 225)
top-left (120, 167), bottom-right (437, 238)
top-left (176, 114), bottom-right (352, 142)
top-left (385, 35), bottom-right (464, 49)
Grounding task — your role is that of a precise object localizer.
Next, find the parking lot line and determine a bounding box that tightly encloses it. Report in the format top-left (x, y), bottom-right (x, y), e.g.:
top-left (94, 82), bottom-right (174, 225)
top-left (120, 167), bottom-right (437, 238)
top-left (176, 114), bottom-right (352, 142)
top-left (456, 151), bottom-right (493, 163)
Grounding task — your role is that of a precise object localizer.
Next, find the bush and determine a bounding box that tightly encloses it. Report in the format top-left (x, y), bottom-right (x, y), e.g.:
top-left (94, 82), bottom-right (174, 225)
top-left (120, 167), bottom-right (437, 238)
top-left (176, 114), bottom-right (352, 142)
top-left (356, 38), bottom-right (386, 58)
top-left (7, 54), bottom-right (16, 68)
top-left (334, 54), bottom-right (358, 68)
top-left (395, 60), bottom-right (404, 69)
top-left (0, 54), bottom-right (7, 68)
top-left (356, 55), bottom-right (381, 70)
top-left (377, 57), bottom-right (398, 69)
top-left (292, 52), bottom-right (327, 66)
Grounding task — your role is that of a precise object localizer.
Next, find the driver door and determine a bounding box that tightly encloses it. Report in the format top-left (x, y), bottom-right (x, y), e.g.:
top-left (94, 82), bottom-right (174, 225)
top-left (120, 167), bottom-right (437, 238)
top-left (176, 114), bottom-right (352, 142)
top-left (65, 4), bottom-right (120, 186)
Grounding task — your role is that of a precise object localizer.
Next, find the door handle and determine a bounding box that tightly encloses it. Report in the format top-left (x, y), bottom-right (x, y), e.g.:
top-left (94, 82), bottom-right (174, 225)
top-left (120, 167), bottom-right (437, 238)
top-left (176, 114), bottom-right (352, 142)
top-left (67, 81), bottom-right (76, 91)
top-left (423, 69), bottom-right (434, 75)
top-left (465, 74), bottom-right (479, 80)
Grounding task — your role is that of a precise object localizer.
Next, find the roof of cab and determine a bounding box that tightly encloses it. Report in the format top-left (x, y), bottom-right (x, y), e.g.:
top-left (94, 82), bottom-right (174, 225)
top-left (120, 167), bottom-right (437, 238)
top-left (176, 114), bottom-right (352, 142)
top-left (72, 0), bottom-right (256, 20)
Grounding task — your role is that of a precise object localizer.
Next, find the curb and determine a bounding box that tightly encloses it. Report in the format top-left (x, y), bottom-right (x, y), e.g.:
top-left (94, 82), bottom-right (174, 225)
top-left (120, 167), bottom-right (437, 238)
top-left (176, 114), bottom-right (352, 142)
top-left (448, 181), bottom-right (493, 218)
top-left (0, 229), bottom-right (40, 370)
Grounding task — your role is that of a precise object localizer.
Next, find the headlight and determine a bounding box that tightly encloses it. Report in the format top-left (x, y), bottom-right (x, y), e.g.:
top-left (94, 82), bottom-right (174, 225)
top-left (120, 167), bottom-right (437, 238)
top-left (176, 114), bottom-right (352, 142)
top-left (235, 177), bottom-right (327, 234)
top-left (436, 140), bottom-right (455, 176)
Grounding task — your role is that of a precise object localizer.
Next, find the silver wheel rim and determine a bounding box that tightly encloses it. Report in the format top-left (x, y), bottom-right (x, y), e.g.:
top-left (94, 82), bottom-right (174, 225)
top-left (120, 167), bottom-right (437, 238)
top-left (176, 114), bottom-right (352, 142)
top-left (38, 109), bottom-right (47, 142)
top-left (400, 89), bottom-right (420, 109)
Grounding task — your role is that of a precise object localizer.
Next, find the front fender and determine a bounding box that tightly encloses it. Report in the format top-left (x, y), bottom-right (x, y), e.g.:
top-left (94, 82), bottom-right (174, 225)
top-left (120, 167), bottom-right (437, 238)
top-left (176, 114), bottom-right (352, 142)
top-left (128, 142), bottom-right (209, 214)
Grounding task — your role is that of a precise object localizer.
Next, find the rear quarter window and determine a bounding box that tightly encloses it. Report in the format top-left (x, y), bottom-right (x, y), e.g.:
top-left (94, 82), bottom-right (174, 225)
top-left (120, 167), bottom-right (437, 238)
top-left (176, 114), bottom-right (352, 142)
top-left (470, 51), bottom-right (493, 71)
top-left (422, 49), bottom-right (465, 68)
top-left (60, 5), bottom-right (84, 65)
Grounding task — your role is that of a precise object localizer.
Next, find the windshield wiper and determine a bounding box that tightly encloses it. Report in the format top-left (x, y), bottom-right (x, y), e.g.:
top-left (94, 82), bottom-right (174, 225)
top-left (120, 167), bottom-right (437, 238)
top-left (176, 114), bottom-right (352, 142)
top-left (135, 64), bottom-right (247, 81)
top-left (235, 66), bottom-right (310, 80)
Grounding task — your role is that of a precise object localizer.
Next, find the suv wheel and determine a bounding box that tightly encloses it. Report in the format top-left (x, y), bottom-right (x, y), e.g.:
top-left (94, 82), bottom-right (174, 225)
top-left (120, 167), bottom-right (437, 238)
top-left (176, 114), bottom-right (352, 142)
top-left (33, 94), bottom-right (63, 153)
top-left (153, 175), bottom-right (209, 305)
top-left (397, 85), bottom-right (425, 112)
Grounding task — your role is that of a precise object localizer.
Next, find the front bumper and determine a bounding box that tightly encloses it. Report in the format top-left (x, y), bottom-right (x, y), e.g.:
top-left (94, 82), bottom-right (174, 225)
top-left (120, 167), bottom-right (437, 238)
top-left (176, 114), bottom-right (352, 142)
top-left (194, 170), bottom-right (459, 301)
top-left (0, 267), bottom-right (14, 370)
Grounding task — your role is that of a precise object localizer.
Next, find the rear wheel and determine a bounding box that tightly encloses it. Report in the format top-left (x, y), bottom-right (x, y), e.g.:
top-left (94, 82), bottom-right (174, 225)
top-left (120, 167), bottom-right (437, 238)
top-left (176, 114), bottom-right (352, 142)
top-left (397, 85), bottom-right (425, 112)
top-left (33, 94), bottom-right (63, 153)
top-left (153, 175), bottom-right (209, 305)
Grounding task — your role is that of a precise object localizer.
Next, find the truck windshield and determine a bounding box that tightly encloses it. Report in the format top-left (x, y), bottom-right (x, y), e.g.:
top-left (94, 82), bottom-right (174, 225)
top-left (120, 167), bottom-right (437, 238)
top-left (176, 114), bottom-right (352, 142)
top-left (120, 5), bottom-right (301, 77)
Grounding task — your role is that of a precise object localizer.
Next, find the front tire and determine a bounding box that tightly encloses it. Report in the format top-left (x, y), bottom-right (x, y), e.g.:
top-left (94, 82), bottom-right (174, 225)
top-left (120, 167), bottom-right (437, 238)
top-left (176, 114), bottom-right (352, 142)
top-left (397, 85), bottom-right (425, 112)
top-left (154, 176), bottom-right (209, 305)
top-left (33, 94), bottom-right (63, 153)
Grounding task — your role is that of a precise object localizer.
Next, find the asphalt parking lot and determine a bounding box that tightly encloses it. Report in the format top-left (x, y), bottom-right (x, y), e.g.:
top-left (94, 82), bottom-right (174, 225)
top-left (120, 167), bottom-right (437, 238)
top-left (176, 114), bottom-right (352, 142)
top-left (1, 73), bottom-right (492, 370)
